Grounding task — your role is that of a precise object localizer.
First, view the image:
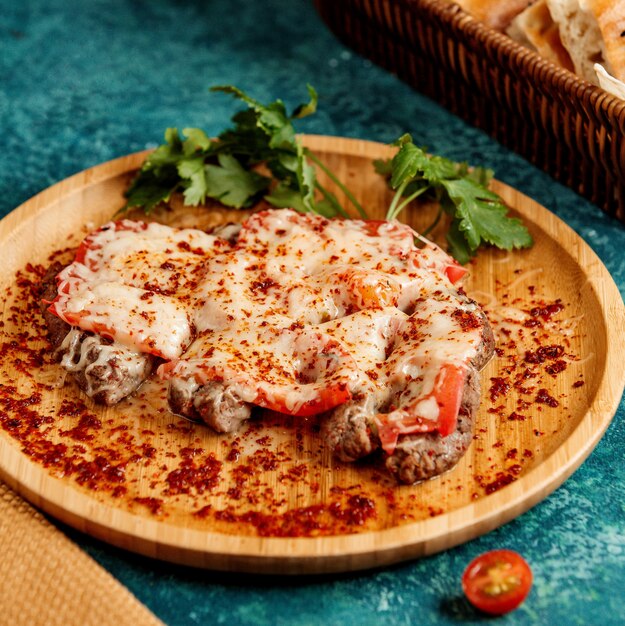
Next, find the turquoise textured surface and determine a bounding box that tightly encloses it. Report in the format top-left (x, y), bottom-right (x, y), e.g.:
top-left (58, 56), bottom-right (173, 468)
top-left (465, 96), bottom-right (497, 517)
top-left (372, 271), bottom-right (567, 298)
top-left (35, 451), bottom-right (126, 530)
top-left (2, 1), bottom-right (625, 624)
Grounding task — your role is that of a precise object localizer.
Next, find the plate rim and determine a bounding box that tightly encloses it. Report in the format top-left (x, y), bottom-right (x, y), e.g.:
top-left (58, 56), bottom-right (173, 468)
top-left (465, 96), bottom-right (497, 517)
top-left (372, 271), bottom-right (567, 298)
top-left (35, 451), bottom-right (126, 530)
top-left (1, 135), bottom-right (624, 574)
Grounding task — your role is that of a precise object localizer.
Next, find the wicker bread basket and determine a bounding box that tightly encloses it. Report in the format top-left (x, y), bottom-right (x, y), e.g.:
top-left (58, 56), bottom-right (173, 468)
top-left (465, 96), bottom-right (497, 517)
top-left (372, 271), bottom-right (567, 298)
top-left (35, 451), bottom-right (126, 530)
top-left (314, 0), bottom-right (625, 221)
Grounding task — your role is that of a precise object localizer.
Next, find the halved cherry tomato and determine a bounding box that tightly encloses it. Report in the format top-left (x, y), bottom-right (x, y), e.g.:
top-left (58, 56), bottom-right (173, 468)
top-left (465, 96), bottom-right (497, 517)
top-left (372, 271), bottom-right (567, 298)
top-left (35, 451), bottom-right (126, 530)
top-left (462, 550), bottom-right (532, 615)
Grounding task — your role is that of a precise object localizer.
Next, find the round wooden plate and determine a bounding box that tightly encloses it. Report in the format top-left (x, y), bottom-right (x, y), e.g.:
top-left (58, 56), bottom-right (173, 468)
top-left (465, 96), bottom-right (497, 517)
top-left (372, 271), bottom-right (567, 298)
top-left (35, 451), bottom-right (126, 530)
top-left (0, 136), bottom-right (623, 574)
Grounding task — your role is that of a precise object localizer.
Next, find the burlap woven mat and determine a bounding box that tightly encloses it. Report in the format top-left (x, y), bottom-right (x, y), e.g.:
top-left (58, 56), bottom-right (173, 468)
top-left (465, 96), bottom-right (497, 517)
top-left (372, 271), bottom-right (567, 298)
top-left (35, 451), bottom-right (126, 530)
top-left (0, 481), bottom-right (164, 626)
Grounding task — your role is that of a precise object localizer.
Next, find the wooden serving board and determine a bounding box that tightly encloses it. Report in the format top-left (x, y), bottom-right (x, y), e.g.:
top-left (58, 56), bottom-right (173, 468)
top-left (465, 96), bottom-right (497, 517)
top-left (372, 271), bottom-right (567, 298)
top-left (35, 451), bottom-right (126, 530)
top-left (0, 136), bottom-right (623, 574)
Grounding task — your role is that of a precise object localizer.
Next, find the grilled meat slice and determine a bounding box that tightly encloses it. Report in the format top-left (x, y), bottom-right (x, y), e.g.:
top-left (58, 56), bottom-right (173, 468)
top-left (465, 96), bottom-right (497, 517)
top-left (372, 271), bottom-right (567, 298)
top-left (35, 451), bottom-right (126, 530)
top-left (40, 263), bottom-right (155, 405)
top-left (168, 378), bottom-right (251, 433)
top-left (321, 301), bottom-right (495, 484)
top-left (385, 366), bottom-right (480, 483)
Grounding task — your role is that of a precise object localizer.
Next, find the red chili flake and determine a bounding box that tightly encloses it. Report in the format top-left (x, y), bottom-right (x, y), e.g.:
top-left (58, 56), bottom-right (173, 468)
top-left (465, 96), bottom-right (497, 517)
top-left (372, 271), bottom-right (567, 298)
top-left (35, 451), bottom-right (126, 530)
top-left (489, 377), bottom-right (511, 400)
top-left (141, 444), bottom-right (157, 459)
top-left (60, 413), bottom-right (103, 442)
top-left (514, 386), bottom-right (535, 396)
top-left (73, 455), bottom-right (126, 489)
top-left (428, 506), bottom-right (445, 518)
top-left (180, 446), bottom-right (204, 459)
top-left (535, 388), bottom-right (559, 407)
top-left (506, 449), bottom-right (518, 459)
top-left (573, 380), bottom-right (585, 388)
top-left (451, 309), bottom-right (481, 331)
top-left (524, 344), bottom-right (565, 364)
top-left (226, 486), bottom-right (243, 500)
top-left (250, 276), bottom-right (278, 294)
top-left (546, 360), bottom-right (567, 376)
top-left (251, 448), bottom-right (280, 472)
top-left (133, 497), bottom-right (164, 515)
top-left (57, 398), bottom-right (87, 418)
top-left (165, 452), bottom-right (222, 495)
top-left (193, 505), bottom-right (213, 519)
top-left (516, 367), bottom-right (538, 382)
top-left (523, 318), bottom-right (542, 328)
top-left (175, 241), bottom-right (205, 255)
top-left (280, 463), bottom-right (308, 482)
top-left (483, 473), bottom-right (517, 494)
top-left (209, 492), bottom-right (378, 537)
top-left (507, 412), bottom-right (526, 421)
top-left (331, 495), bottom-right (377, 526)
top-left (227, 441), bottom-right (241, 463)
top-left (529, 301), bottom-right (564, 320)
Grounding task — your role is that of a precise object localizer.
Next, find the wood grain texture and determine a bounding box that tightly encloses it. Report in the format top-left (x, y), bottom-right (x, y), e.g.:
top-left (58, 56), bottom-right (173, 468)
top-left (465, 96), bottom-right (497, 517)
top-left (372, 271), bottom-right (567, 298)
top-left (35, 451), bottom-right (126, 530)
top-left (0, 136), bottom-right (623, 574)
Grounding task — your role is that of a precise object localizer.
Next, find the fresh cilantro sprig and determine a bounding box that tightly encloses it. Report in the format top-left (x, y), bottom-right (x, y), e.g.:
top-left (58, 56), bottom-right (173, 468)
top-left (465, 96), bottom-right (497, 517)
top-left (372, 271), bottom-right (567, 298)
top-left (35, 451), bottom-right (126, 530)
top-left (123, 85), bottom-right (367, 219)
top-left (374, 134), bottom-right (533, 263)
top-left (124, 87), bottom-right (532, 263)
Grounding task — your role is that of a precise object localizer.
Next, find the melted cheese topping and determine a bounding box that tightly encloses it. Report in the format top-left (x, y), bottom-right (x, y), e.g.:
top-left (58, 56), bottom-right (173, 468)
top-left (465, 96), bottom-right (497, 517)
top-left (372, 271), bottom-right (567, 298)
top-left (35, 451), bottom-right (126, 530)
top-left (59, 329), bottom-right (151, 403)
top-left (162, 210), bottom-right (483, 428)
top-left (49, 209), bottom-right (484, 446)
top-left (50, 220), bottom-right (221, 360)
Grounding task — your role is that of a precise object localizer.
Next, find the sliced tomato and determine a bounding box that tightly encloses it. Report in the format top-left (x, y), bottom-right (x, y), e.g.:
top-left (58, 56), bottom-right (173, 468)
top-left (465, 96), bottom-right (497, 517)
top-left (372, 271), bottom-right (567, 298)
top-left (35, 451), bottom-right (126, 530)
top-left (159, 327), bottom-right (357, 417)
top-left (462, 550), bottom-right (533, 615)
top-left (362, 220), bottom-right (388, 237)
top-left (431, 364), bottom-right (465, 437)
top-left (73, 220), bottom-right (148, 269)
top-left (259, 381), bottom-right (351, 417)
top-left (375, 363), bottom-right (467, 453)
top-left (376, 421), bottom-right (403, 454)
top-left (161, 359), bottom-right (352, 416)
top-left (444, 261), bottom-right (468, 284)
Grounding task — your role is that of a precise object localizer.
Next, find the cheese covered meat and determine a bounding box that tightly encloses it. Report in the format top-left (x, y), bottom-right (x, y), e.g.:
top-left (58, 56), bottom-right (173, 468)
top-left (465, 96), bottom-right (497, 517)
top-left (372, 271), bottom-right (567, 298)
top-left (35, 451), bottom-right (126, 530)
top-left (44, 220), bottom-right (223, 404)
top-left (44, 209), bottom-right (494, 482)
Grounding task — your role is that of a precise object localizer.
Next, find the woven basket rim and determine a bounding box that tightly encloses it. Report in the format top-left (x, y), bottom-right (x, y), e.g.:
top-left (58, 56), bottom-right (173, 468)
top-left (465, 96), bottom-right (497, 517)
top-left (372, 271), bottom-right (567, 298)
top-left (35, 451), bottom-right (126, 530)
top-left (410, 0), bottom-right (625, 123)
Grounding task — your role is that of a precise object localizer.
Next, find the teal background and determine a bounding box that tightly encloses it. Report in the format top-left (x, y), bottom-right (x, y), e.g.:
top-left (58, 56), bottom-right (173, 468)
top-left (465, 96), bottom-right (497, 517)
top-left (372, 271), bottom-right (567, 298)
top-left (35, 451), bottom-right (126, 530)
top-left (2, 1), bottom-right (624, 624)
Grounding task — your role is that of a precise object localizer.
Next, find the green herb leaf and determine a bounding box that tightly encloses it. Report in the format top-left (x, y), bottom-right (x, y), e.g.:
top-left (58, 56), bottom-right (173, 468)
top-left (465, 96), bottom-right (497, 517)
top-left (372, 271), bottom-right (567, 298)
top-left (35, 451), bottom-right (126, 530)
top-left (265, 182), bottom-right (309, 213)
top-left (176, 156), bottom-right (203, 179)
top-left (373, 157), bottom-right (393, 177)
top-left (202, 153), bottom-right (270, 208)
top-left (123, 84), bottom-right (367, 220)
top-left (182, 127), bottom-right (212, 154)
top-left (441, 178), bottom-right (533, 252)
top-left (122, 84), bottom-right (530, 265)
top-left (381, 136), bottom-right (533, 261)
top-left (389, 139), bottom-right (431, 189)
top-left (211, 85), bottom-right (294, 150)
top-left (182, 169), bottom-right (208, 206)
top-left (291, 84), bottom-right (318, 119)
top-left (124, 169), bottom-right (177, 213)
top-left (446, 217), bottom-right (473, 265)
